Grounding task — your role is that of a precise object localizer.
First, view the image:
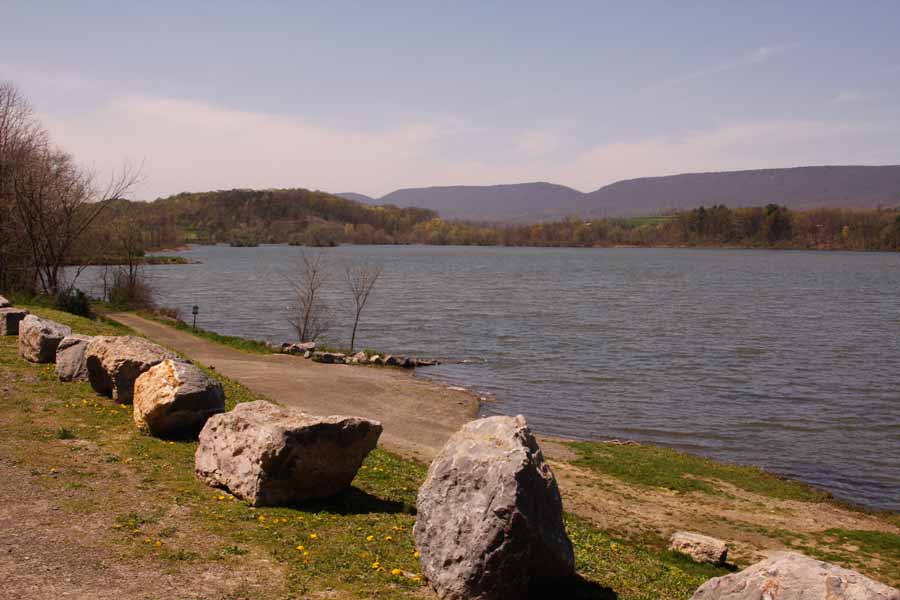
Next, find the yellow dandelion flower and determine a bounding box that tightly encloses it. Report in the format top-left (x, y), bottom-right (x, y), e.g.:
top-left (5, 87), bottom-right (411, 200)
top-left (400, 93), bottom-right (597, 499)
top-left (295, 545), bottom-right (304, 551)
top-left (154, 540), bottom-right (162, 547)
top-left (413, 550), bottom-right (420, 558)
top-left (391, 568), bottom-right (402, 576)
top-left (366, 535), bottom-right (374, 542)
top-left (217, 495), bottom-right (225, 501)
top-left (371, 561), bottom-right (380, 570)
top-left (302, 551), bottom-right (309, 558)
top-left (308, 533), bottom-right (318, 540)
top-left (258, 515), bottom-right (266, 521)
top-left (412, 575), bottom-right (422, 583)
top-left (384, 535), bottom-right (393, 542)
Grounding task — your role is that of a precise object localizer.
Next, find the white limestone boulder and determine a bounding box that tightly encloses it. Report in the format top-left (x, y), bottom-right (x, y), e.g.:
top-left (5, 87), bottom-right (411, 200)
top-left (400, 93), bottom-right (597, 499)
top-left (55, 334), bottom-right (93, 382)
top-left (0, 307), bottom-right (30, 336)
top-left (691, 552), bottom-right (898, 600)
top-left (195, 400), bottom-right (382, 506)
top-left (413, 415), bottom-right (575, 600)
top-left (669, 531), bottom-right (728, 565)
top-left (18, 315), bottom-right (71, 363)
top-left (85, 336), bottom-right (176, 403)
top-left (133, 359), bottom-right (225, 438)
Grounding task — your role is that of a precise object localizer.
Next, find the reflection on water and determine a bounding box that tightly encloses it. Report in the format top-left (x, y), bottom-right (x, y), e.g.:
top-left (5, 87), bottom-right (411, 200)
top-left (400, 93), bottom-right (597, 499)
top-left (75, 245), bottom-right (900, 510)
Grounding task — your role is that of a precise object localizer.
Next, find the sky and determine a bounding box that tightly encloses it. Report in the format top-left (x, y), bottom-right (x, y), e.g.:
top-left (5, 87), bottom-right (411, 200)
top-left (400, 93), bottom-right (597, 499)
top-left (3, 1), bottom-right (900, 200)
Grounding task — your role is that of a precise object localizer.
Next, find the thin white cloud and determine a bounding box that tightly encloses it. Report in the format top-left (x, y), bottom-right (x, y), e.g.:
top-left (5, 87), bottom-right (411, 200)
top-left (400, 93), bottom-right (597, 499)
top-left (833, 90), bottom-right (868, 104)
top-left (36, 91), bottom-right (900, 199)
top-left (643, 43), bottom-right (800, 92)
top-left (516, 131), bottom-right (560, 158)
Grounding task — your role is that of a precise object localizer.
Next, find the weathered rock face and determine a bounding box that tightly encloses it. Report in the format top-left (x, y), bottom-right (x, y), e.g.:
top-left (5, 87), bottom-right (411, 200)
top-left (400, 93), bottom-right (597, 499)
top-left (311, 351), bottom-right (346, 364)
top-left (133, 359), bottom-right (225, 438)
top-left (669, 531), bottom-right (728, 565)
top-left (283, 342), bottom-right (316, 355)
top-left (0, 295), bottom-right (10, 308)
top-left (691, 552), bottom-right (899, 600)
top-left (0, 307), bottom-right (30, 336)
top-left (55, 335), bottom-right (93, 381)
top-left (414, 415), bottom-right (575, 600)
top-left (195, 401), bottom-right (382, 506)
top-left (18, 315), bottom-right (72, 363)
top-left (85, 336), bottom-right (176, 403)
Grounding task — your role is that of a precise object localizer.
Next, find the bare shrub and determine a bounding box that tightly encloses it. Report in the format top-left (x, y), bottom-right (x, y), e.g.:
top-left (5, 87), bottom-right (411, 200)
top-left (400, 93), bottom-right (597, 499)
top-left (345, 261), bottom-right (383, 352)
top-left (285, 252), bottom-right (331, 343)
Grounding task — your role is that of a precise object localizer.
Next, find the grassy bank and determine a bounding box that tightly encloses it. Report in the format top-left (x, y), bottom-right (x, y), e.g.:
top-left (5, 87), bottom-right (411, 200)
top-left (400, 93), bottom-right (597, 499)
top-left (0, 305), bottom-right (740, 599)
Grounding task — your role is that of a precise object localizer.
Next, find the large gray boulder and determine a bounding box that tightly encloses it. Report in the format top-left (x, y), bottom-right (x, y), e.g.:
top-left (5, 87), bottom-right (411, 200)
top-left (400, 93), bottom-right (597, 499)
top-left (85, 336), bottom-right (176, 403)
top-left (0, 307), bottom-right (29, 336)
top-left (195, 400), bottom-right (382, 506)
top-left (669, 531), bottom-right (728, 565)
top-left (0, 295), bottom-right (10, 308)
top-left (55, 334), bottom-right (93, 381)
top-left (133, 359), bottom-right (225, 438)
top-left (691, 552), bottom-right (899, 600)
top-left (413, 415), bottom-right (575, 600)
top-left (18, 315), bottom-right (72, 363)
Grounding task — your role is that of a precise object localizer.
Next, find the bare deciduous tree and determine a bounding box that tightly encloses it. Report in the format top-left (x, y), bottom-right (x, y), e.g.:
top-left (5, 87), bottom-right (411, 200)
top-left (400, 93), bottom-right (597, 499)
top-left (286, 252), bottom-right (331, 343)
top-left (1, 81), bottom-right (141, 297)
top-left (345, 261), bottom-right (383, 352)
top-left (0, 81), bottom-right (47, 292)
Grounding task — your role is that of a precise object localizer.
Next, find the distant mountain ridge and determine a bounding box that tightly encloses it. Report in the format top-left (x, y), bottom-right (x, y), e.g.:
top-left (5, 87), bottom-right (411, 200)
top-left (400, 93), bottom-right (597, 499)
top-left (337, 165), bottom-right (900, 221)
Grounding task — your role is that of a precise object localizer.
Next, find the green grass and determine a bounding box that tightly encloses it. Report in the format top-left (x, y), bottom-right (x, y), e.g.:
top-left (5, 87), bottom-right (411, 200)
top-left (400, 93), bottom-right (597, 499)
top-left (568, 441), bottom-right (832, 502)
top-left (0, 308), bottom-right (736, 599)
top-left (612, 215), bottom-right (675, 228)
top-left (818, 528), bottom-right (900, 557)
top-left (15, 302), bottom-right (130, 336)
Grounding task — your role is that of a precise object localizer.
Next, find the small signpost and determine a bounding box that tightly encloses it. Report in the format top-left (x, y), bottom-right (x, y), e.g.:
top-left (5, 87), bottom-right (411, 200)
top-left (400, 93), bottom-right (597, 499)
top-left (192, 305), bottom-right (199, 329)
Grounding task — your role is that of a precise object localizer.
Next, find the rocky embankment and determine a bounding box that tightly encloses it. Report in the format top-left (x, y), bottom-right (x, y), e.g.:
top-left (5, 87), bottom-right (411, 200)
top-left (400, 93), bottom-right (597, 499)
top-left (275, 341), bottom-right (439, 369)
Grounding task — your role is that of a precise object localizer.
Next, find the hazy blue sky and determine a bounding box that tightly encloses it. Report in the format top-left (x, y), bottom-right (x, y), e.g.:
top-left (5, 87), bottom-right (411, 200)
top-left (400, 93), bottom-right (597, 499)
top-left (3, 1), bottom-right (899, 199)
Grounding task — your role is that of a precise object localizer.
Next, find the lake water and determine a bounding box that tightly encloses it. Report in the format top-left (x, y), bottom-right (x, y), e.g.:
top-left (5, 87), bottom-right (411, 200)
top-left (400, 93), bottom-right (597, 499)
top-left (75, 245), bottom-right (900, 510)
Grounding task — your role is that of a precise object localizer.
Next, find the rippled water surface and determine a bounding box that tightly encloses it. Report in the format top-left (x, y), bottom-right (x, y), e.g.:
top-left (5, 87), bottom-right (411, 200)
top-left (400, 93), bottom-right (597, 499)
top-left (78, 245), bottom-right (900, 510)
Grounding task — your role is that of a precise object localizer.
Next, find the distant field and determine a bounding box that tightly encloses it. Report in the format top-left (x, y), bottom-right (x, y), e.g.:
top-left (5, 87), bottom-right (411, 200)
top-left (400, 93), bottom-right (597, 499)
top-left (612, 215), bottom-right (675, 227)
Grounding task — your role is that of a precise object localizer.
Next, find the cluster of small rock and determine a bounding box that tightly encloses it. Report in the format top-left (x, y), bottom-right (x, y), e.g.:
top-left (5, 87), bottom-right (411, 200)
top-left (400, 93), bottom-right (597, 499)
top-left (275, 341), bottom-right (439, 368)
top-left (3, 295), bottom-right (895, 600)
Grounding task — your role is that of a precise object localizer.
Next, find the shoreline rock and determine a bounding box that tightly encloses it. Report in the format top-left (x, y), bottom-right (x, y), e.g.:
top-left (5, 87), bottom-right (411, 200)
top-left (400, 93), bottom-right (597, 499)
top-left (85, 336), bottom-right (176, 403)
top-left (134, 359), bottom-right (225, 438)
top-left (669, 531), bottom-right (728, 565)
top-left (0, 295), bottom-right (9, 308)
top-left (18, 315), bottom-right (72, 363)
top-left (0, 307), bottom-right (30, 336)
top-left (690, 552), bottom-right (899, 599)
top-left (56, 334), bottom-right (93, 382)
top-left (414, 415), bottom-right (575, 599)
top-left (195, 400), bottom-right (382, 506)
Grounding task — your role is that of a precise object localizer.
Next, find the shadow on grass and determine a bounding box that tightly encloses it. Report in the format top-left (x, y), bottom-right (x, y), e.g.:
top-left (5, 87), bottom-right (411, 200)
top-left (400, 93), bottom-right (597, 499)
top-left (529, 574), bottom-right (617, 599)
top-left (283, 486), bottom-right (415, 516)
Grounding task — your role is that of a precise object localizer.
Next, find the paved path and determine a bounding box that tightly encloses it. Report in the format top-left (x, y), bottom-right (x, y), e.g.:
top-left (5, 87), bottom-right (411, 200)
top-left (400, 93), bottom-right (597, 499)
top-left (107, 313), bottom-right (479, 462)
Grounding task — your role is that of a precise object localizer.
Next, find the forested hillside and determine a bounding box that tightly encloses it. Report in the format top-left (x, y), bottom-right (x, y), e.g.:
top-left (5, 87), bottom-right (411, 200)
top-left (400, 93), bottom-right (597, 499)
top-left (105, 188), bottom-right (438, 248)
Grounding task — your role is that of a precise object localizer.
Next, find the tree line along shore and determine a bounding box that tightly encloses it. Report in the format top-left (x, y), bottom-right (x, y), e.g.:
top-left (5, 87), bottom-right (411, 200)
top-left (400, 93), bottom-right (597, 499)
top-left (97, 190), bottom-right (900, 252)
